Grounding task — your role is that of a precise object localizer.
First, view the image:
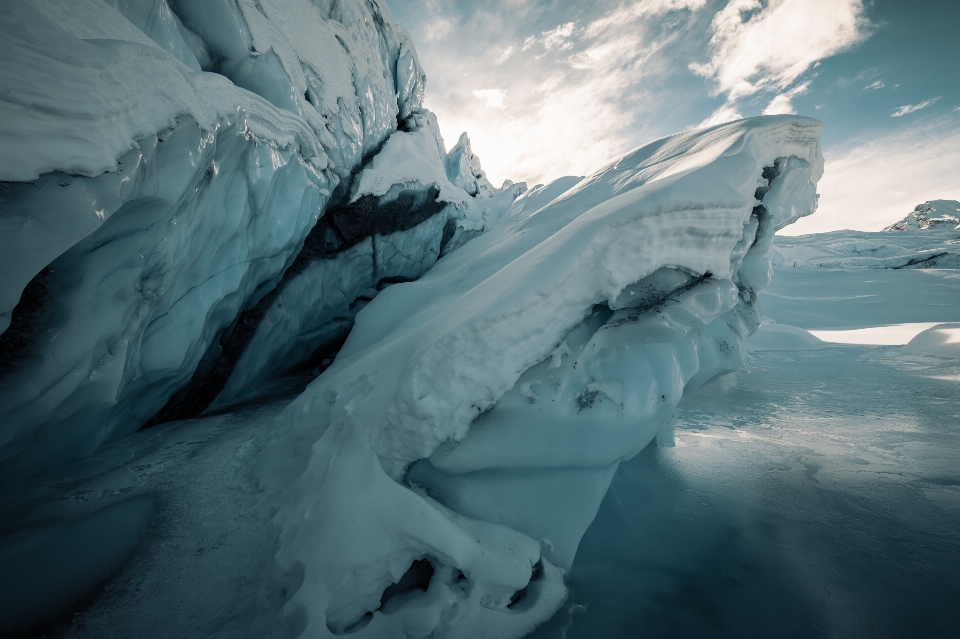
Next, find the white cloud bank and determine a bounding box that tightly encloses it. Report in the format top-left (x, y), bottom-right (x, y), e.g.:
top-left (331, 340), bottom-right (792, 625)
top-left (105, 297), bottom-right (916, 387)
top-left (784, 113), bottom-right (960, 235)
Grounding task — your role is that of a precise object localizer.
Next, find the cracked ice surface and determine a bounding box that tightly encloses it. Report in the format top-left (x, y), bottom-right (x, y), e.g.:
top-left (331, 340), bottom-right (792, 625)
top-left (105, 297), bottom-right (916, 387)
top-left (263, 115), bottom-right (824, 637)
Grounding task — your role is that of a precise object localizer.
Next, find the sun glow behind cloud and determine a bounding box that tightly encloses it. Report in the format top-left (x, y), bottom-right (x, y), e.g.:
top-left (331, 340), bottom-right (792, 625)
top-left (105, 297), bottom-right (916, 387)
top-left (401, 0), bottom-right (711, 186)
top-left (389, 0), bottom-right (959, 231)
top-left (399, 0), bottom-right (876, 187)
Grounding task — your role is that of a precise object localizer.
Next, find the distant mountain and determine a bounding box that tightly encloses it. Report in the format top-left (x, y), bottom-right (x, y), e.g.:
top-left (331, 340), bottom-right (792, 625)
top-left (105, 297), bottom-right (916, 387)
top-left (884, 200), bottom-right (960, 230)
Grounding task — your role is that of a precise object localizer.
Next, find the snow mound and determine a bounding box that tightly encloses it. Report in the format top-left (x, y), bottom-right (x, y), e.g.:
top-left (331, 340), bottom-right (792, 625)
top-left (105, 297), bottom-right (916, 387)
top-left (748, 321), bottom-right (823, 352)
top-left (904, 323), bottom-right (960, 358)
top-left (884, 200), bottom-right (960, 231)
top-left (264, 115), bottom-right (824, 638)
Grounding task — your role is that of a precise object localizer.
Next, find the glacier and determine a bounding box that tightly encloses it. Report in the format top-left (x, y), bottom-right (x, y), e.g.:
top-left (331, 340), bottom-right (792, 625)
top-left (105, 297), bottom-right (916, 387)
top-left (0, 0), bottom-right (841, 637)
top-left (0, 0), bottom-right (518, 484)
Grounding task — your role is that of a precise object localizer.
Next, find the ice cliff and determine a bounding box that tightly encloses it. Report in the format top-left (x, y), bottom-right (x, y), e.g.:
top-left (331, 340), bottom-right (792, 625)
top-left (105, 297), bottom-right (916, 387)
top-left (0, 0), bottom-right (515, 484)
top-left (0, 0), bottom-right (824, 637)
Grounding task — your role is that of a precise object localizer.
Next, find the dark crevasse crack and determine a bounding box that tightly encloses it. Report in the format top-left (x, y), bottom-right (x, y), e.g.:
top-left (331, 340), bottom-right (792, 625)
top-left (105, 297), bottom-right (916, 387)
top-left (145, 186), bottom-right (449, 427)
top-left (0, 266), bottom-right (54, 379)
top-left (891, 252), bottom-right (949, 269)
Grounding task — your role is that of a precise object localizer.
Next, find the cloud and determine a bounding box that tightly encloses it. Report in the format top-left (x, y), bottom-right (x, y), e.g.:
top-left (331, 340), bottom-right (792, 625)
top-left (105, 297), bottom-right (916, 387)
top-left (692, 0), bottom-right (871, 99)
top-left (471, 89), bottom-right (507, 110)
top-left (762, 81), bottom-right (811, 115)
top-left (407, 0), bottom-right (711, 186)
top-left (784, 113), bottom-right (960, 234)
top-left (891, 97), bottom-right (941, 117)
top-left (584, 0), bottom-right (707, 37)
top-left (522, 22), bottom-right (576, 53)
top-left (863, 79), bottom-right (885, 90)
top-left (698, 104), bottom-right (744, 127)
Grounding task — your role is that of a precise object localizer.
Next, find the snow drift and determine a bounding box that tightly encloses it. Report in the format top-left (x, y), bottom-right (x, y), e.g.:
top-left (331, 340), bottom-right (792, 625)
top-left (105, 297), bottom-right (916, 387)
top-left (264, 115), bottom-right (824, 637)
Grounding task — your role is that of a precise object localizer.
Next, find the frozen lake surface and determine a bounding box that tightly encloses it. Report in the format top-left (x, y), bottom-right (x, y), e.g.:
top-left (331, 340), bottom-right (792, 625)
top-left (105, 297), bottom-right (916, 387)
top-left (532, 261), bottom-right (960, 638)
top-left (532, 345), bottom-right (960, 638)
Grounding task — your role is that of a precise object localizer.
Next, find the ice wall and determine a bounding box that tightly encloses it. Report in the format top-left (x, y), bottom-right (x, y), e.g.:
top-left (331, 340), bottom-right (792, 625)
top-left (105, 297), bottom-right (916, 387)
top-left (263, 115), bottom-right (824, 638)
top-left (0, 0), bottom-right (517, 485)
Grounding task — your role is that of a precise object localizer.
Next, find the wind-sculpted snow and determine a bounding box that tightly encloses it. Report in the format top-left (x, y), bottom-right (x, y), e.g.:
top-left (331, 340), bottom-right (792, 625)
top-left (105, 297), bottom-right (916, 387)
top-left (0, 0), bottom-right (522, 485)
top-left (264, 115), bottom-right (824, 638)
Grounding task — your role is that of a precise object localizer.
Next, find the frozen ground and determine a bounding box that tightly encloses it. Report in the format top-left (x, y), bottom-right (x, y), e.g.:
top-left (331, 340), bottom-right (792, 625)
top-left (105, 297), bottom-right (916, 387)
top-left (530, 235), bottom-right (960, 639)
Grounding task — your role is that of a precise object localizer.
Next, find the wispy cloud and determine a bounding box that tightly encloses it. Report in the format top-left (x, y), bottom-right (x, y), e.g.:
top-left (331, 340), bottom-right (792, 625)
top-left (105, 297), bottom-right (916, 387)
top-left (584, 0), bottom-right (707, 37)
top-left (763, 81), bottom-right (811, 115)
top-left (409, 0), bottom-right (710, 185)
top-left (691, 0), bottom-right (871, 122)
top-left (863, 79), bottom-right (885, 90)
top-left (891, 97), bottom-right (941, 117)
top-left (692, 0), bottom-right (870, 98)
top-left (699, 104), bottom-right (744, 128)
top-left (785, 113), bottom-right (960, 234)
top-left (471, 89), bottom-right (507, 110)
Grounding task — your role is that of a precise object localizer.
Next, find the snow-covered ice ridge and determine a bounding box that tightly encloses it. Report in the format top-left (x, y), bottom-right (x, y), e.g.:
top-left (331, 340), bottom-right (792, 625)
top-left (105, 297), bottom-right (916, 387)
top-left (885, 200), bottom-right (960, 231)
top-left (264, 115), bottom-right (824, 637)
top-left (0, 0), bottom-right (518, 483)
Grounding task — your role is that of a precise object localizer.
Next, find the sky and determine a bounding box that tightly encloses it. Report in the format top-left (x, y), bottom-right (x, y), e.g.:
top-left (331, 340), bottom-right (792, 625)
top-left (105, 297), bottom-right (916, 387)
top-left (384, 0), bottom-right (960, 233)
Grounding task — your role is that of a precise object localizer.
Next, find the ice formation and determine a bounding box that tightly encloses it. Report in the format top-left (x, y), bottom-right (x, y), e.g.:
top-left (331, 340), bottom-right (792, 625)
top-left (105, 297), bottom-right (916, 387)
top-left (263, 116), bottom-right (824, 637)
top-left (0, 0), bottom-right (517, 484)
top-left (0, 0), bottom-right (827, 636)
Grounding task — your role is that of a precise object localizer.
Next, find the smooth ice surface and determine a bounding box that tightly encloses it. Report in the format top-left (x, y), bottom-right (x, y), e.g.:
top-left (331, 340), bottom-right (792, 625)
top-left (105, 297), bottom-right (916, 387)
top-left (530, 344), bottom-right (960, 639)
top-left (747, 319), bottom-right (823, 351)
